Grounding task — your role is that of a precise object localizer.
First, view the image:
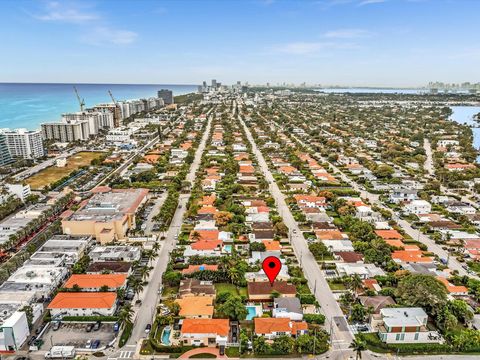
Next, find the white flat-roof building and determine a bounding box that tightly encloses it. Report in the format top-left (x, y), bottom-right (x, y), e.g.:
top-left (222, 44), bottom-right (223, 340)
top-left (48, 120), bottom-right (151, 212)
top-left (0, 265), bottom-right (68, 299)
top-left (0, 128), bottom-right (44, 159)
top-left (89, 245), bottom-right (141, 263)
top-left (336, 262), bottom-right (385, 279)
top-left (5, 183), bottom-right (31, 202)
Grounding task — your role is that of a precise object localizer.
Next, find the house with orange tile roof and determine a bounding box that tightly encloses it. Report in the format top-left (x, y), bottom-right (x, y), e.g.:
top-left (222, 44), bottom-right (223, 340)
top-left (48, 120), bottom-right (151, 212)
top-left (181, 264), bottom-right (219, 275)
top-left (278, 165), bottom-right (298, 175)
top-left (263, 240), bottom-right (281, 251)
top-left (391, 250), bottom-right (434, 264)
top-left (189, 230), bottom-right (220, 242)
top-left (254, 318), bottom-right (308, 339)
top-left (384, 239), bottom-right (405, 248)
top-left (197, 206), bottom-right (218, 215)
top-left (199, 194), bottom-right (216, 206)
top-left (63, 274), bottom-right (127, 291)
top-left (375, 230), bottom-right (403, 240)
top-left (48, 292), bottom-right (117, 316)
top-left (143, 154), bottom-right (161, 164)
top-left (445, 163), bottom-right (476, 171)
top-left (315, 230), bottom-right (346, 241)
top-left (293, 195), bottom-right (326, 209)
top-left (436, 277), bottom-right (468, 296)
top-left (180, 319), bottom-right (229, 346)
top-left (175, 296), bottom-right (214, 319)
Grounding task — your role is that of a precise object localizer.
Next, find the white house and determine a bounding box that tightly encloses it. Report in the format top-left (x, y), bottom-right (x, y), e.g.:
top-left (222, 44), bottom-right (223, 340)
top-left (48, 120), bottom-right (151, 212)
top-left (336, 262), bottom-right (385, 279)
top-left (389, 189), bottom-right (418, 204)
top-left (403, 200), bottom-right (432, 215)
top-left (372, 307), bottom-right (443, 344)
top-left (272, 297), bottom-right (303, 321)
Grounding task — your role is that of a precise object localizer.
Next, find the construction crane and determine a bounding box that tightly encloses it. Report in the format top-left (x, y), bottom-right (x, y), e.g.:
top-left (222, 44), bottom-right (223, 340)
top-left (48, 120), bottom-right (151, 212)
top-left (108, 90), bottom-right (118, 105)
top-left (73, 86), bottom-right (85, 112)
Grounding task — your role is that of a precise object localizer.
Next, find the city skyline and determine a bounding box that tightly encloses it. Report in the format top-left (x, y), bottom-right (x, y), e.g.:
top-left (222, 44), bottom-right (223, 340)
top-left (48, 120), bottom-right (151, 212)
top-left (1, 0), bottom-right (479, 86)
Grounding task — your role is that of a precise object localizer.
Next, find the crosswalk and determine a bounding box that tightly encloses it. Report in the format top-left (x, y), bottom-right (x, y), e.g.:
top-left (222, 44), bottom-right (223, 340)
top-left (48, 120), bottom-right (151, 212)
top-left (108, 349), bottom-right (134, 360)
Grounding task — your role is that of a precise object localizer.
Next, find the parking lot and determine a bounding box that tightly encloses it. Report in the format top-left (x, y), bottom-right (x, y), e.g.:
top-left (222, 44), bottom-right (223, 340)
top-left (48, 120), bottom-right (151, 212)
top-left (40, 322), bottom-right (116, 350)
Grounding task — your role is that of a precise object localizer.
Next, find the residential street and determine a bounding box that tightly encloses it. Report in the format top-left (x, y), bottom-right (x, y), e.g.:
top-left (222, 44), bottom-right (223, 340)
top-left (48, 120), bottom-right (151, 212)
top-left (238, 110), bottom-right (354, 350)
top-left (125, 112), bottom-right (213, 347)
top-left (423, 138), bottom-right (435, 176)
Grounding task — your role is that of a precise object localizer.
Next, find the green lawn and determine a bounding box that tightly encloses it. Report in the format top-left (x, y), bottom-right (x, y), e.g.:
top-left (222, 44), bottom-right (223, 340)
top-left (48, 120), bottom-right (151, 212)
top-left (215, 283), bottom-right (240, 296)
top-left (328, 282), bottom-right (347, 291)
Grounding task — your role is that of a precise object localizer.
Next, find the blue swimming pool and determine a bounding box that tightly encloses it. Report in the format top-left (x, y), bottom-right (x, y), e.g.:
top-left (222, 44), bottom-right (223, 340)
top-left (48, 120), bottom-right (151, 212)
top-left (161, 326), bottom-right (171, 345)
top-left (224, 245), bottom-right (232, 253)
top-left (246, 306), bottom-right (256, 320)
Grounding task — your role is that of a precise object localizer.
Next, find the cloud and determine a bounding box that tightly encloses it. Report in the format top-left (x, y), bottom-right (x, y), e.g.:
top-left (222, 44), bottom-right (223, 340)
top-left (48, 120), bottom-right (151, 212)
top-left (276, 42), bottom-right (327, 54)
top-left (275, 41), bottom-right (360, 55)
top-left (81, 27), bottom-right (138, 46)
top-left (33, 1), bottom-right (98, 23)
top-left (31, 1), bottom-right (137, 46)
top-left (324, 28), bottom-right (373, 38)
top-left (357, 0), bottom-right (387, 6)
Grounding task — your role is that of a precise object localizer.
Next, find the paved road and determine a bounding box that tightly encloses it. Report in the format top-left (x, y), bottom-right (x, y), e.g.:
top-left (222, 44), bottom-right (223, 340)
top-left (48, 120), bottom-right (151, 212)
top-left (237, 109), bottom-right (354, 350)
top-left (423, 138), bottom-right (435, 176)
top-left (126, 111), bottom-right (213, 346)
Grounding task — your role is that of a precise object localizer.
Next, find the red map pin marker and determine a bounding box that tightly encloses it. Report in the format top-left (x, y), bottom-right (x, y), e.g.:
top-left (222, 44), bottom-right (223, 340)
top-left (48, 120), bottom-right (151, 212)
top-left (262, 256), bottom-right (281, 286)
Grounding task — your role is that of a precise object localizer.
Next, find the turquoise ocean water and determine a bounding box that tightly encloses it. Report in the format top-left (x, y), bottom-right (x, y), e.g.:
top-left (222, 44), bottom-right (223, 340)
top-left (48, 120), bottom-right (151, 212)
top-left (0, 83), bottom-right (198, 130)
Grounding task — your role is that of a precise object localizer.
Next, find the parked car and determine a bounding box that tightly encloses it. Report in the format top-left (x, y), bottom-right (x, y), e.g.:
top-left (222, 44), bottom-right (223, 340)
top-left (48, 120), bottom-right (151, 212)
top-left (93, 321), bottom-right (101, 331)
top-left (113, 323), bottom-right (120, 332)
top-left (91, 340), bottom-right (100, 349)
top-left (219, 345), bottom-right (225, 356)
top-left (85, 340), bottom-right (92, 349)
top-left (356, 324), bottom-right (369, 332)
top-left (86, 323), bottom-right (94, 332)
top-left (145, 324), bottom-right (152, 334)
top-left (52, 321), bottom-right (61, 331)
top-left (27, 336), bottom-right (37, 346)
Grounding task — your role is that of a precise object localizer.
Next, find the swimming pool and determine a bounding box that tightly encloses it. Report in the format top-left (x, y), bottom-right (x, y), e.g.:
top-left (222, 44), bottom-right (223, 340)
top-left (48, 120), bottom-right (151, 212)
top-left (223, 245), bottom-right (232, 253)
top-left (246, 306), bottom-right (256, 320)
top-left (161, 326), bottom-right (171, 345)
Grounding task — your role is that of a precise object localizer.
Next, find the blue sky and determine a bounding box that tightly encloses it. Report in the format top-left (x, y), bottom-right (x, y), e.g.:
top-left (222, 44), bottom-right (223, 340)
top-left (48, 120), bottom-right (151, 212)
top-left (1, 0), bottom-right (479, 86)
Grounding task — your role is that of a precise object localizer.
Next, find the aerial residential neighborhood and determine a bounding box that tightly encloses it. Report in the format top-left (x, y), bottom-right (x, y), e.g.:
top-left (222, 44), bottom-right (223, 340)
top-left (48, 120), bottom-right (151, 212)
top-left (1, 81), bottom-right (480, 360)
top-left (1, 1), bottom-right (480, 359)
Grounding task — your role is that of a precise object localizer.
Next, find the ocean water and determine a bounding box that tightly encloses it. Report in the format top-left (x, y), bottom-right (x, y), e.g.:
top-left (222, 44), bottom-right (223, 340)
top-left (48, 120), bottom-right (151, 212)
top-left (316, 88), bottom-right (427, 94)
top-left (0, 83), bottom-right (198, 130)
top-left (450, 106), bottom-right (480, 150)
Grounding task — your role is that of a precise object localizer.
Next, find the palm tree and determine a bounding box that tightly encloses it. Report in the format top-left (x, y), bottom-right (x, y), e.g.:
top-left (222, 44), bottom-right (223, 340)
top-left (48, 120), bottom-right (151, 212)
top-left (152, 241), bottom-right (160, 254)
top-left (118, 304), bottom-right (134, 330)
top-left (228, 266), bottom-right (242, 285)
top-left (140, 266), bottom-right (151, 281)
top-left (132, 278), bottom-right (144, 298)
top-left (349, 274), bottom-right (363, 298)
top-left (350, 339), bottom-right (366, 360)
top-left (190, 231), bottom-right (202, 242)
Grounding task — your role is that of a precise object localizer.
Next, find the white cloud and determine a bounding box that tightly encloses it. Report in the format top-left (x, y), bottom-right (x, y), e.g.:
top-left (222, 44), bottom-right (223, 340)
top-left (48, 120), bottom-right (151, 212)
top-left (358, 0), bottom-right (387, 6)
top-left (33, 1), bottom-right (98, 23)
top-left (32, 1), bottom-right (137, 46)
top-left (324, 28), bottom-right (373, 38)
top-left (81, 27), bottom-right (138, 46)
top-left (277, 42), bottom-right (327, 54)
top-left (275, 41), bottom-right (360, 55)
